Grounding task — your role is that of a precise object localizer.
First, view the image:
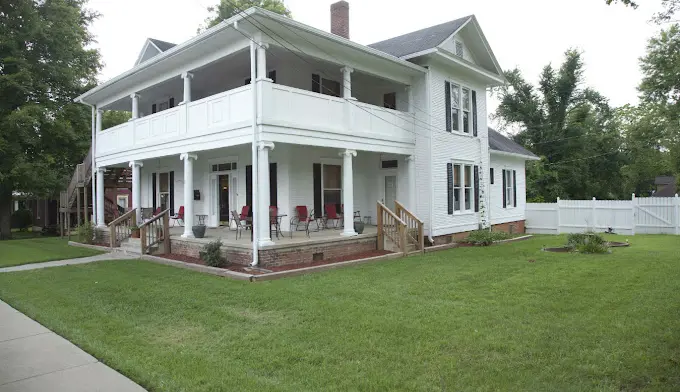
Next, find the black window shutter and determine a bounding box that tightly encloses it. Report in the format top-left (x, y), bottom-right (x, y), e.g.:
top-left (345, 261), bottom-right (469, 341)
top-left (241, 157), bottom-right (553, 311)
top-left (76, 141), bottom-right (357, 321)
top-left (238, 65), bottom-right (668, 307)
top-left (269, 163), bottom-right (277, 207)
top-left (169, 98), bottom-right (175, 108)
top-left (472, 90), bottom-right (478, 136)
top-left (152, 104), bottom-right (157, 114)
top-left (513, 170), bottom-right (517, 207)
top-left (169, 171), bottom-right (175, 215)
top-left (502, 169), bottom-right (507, 208)
top-left (313, 163), bottom-right (322, 218)
top-left (445, 81), bottom-right (452, 132)
top-left (490, 168), bottom-right (494, 184)
top-left (152, 173), bottom-right (157, 211)
top-left (447, 163), bottom-right (453, 215)
top-left (474, 165), bottom-right (480, 212)
top-left (268, 70), bottom-right (277, 83)
top-left (312, 74), bottom-right (321, 93)
top-left (246, 165), bottom-right (252, 207)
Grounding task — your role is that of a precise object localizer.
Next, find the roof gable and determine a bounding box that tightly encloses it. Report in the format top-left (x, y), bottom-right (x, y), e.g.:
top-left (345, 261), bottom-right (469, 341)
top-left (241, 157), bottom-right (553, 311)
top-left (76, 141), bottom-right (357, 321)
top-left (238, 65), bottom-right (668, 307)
top-left (436, 18), bottom-right (502, 76)
top-left (488, 128), bottom-right (538, 159)
top-left (134, 38), bottom-right (177, 66)
top-left (368, 16), bottom-right (471, 58)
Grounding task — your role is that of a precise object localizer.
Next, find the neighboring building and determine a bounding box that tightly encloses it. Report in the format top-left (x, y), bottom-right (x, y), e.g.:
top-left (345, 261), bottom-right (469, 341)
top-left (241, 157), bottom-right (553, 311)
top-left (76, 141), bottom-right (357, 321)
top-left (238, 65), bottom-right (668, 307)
top-left (76, 2), bottom-right (537, 263)
top-left (654, 176), bottom-right (677, 197)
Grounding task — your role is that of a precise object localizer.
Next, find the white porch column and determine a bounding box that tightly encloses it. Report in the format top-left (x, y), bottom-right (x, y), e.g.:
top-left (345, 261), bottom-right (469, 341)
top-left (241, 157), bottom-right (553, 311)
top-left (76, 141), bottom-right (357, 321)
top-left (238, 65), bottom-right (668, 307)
top-left (406, 155), bottom-right (416, 211)
top-left (129, 161), bottom-right (143, 223)
top-left (340, 149), bottom-right (357, 236)
top-left (257, 141), bottom-right (275, 246)
top-left (96, 167), bottom-right (106, 227)
top-left (256, 43), bottom-right (270, 81)
top-left (96, 109), bottom-right (103, 132)
top-left (181, 72), bottom-right (193, 104)
top-left (180, 153), bottom-right (198, 238)
top-left (130, 93), bottom-right (140, 120)
top-left (341, 66), bottom-right (354, 99)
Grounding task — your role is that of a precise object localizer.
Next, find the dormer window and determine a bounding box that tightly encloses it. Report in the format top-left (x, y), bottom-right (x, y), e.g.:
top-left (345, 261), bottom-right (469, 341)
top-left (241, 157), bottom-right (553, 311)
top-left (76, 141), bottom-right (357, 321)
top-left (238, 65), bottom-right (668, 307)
top-left (455, 40), bottom-right (464, 57)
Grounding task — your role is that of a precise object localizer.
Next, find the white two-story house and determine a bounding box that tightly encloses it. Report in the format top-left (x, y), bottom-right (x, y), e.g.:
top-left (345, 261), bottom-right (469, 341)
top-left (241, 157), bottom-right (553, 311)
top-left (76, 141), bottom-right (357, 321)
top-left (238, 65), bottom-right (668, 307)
top-left (77, 2), bottom-right (537, 266)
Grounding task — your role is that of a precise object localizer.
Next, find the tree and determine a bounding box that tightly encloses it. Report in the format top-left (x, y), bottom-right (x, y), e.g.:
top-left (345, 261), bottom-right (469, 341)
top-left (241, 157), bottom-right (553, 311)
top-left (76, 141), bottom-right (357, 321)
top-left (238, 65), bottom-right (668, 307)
top-left (200, 0), bottom-right (291, 31)
top-left (606, 0), bottom-right (679, 24)
top-left (0, 0), bottom-right (101, 239)
top-left (494, 49), bottom-right (626, 201)
top-left (102, 111), bottom-right (131, 130)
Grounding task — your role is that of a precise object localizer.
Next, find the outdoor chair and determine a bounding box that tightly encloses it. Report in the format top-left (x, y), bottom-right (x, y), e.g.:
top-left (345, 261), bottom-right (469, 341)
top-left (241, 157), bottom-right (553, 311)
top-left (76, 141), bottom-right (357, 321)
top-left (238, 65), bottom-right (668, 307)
top-left (324, 204), bottom-right (342, 229)
top-left (290, 205), bottom-right (315, 238)
top-left (269, 206), bottom-right (282, 239)
top-left (154, 207), bottom-right (162, 216)
top-left (231, 210), bottom-right (251, 239)
top-left (170, 206), bottom-right (184, 227)
top-left (239, 206), bottom-right (251, 230)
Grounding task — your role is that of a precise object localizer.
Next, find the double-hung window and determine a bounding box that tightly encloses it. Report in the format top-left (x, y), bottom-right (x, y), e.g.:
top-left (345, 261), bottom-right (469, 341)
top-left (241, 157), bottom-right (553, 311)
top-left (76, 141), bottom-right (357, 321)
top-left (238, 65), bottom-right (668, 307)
top-left (505, 170), bottom-right (514, 207)
top-left (448, 163), bottom-right (479, 214)
top-left (323, 164), bottom-right (342, 205)
top-left (450, 84), bottom-right (460, 132)
top-left (447, 82), bottom-right (473, 134)
top-left (453, 164), bottom-right (461, 211)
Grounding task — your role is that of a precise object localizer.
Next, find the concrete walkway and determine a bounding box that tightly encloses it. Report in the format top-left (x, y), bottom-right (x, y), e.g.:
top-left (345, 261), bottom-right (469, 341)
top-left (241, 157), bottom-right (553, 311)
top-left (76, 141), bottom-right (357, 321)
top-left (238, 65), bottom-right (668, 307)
top-left (0, 301), bottom-right (145, 392)
top-left (0, 253), bottom-right (135, 273)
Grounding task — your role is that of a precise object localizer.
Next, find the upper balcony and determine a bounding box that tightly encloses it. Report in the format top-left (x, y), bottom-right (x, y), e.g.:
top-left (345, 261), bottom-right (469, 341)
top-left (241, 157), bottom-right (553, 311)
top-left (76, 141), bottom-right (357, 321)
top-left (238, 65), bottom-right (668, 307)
top-left (91, 38), bottom-right (423, 167)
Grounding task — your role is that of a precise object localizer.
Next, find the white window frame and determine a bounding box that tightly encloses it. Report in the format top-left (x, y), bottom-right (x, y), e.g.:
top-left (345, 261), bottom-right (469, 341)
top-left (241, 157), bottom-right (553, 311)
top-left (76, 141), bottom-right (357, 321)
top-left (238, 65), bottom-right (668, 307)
top-left (448, 81), bottom-right (473, 135)
top-left (452, 163), bottom-right (475, 213)
top-left (505, 170), bottom-right (514, 209)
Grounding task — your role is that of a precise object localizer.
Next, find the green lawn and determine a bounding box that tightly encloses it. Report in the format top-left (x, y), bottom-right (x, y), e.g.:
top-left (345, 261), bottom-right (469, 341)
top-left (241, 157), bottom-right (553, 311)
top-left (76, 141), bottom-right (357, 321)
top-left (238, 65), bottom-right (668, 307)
top-left (0, 235), bottom-right (679, 391)
top-left (0, 237), bottom-right (103, 267)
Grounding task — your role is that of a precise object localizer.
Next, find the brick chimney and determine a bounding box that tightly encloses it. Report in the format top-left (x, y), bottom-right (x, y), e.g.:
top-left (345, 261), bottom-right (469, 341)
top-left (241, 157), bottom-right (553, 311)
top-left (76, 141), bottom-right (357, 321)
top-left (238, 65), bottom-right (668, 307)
top-left (331, 1), bottom-right (350, 39)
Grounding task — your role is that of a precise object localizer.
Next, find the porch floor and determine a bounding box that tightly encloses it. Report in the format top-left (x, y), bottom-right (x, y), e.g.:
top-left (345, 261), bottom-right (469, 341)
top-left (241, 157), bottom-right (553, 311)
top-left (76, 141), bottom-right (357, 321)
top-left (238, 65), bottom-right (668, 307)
top-left (168, 225), bottom-right (378, 249)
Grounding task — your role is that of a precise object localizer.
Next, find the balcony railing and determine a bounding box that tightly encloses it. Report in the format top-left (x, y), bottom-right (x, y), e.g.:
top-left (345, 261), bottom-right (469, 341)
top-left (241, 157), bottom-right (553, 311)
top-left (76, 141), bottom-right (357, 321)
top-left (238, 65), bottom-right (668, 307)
top-left (96, 82), bottom-right (415, 161)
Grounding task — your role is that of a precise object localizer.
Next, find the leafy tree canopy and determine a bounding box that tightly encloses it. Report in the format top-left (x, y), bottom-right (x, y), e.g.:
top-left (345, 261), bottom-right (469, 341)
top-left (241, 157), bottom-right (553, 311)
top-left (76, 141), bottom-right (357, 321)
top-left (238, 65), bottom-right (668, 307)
top-left (494, 50), bottom-right (625, 201)
top-left (606, 0), bottom-right (679, 24)
top-left (0, 0), bottom-right (101, 238)
top-left (200, 0), bottom-right (291, 31)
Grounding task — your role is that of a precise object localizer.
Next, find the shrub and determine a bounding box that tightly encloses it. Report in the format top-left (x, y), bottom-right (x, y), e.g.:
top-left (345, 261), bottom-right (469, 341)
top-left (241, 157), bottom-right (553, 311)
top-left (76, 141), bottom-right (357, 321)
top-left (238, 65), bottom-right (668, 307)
top-left (11, 209), bottom-right (33, 231)
top-left (200, 240), bottom-right (226, 267)
top-left (77, 223), bottom-right (94, 244)
top-left (566, 232), bottom-right (609, 254)
top-left (462, 230), bottom-right (510, 246)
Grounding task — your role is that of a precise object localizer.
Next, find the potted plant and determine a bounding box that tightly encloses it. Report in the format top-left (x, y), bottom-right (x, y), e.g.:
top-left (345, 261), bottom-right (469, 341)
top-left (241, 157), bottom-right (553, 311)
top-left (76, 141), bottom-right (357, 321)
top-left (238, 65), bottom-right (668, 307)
top-left (353, 220), bottom-right (365, 234)
top-left (130, 225), bottom-right (140, 239)
top-left (192, 224), bottom-right (206, 239)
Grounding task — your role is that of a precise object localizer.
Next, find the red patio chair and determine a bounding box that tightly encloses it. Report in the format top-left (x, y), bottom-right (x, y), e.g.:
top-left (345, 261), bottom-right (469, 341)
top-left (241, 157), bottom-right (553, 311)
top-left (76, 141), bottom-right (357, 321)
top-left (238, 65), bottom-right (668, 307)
top-left (290, 205), bottom-right (314, 238)
top-left (154, 207), bottom-right (161, 216)
top-left (269, 206), bottom-right (281, 239)
top-left (170, 206), bottom-right (184, 227)
top-left (231, 210), bottom-right (251, 240)
top-left (324, 204), bottom-right (341, 229)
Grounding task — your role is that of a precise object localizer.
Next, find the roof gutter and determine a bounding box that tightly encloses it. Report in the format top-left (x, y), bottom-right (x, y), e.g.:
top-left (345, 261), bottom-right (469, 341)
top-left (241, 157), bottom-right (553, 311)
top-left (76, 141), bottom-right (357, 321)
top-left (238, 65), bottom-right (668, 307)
top-left (490, 149), bottom-right (540, 161)
top-left (74, 9), bottom-right (255, 104)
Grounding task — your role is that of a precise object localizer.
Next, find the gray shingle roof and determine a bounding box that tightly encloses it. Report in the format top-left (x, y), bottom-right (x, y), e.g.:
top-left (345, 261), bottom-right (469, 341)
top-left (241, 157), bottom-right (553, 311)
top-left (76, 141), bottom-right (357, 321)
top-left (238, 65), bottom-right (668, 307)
top-left (149, 38), bottom-right (176, 52)
top-left (488, 128), bottom-right (538, 159)
top-left (368, 16), bottom-right (471, 58)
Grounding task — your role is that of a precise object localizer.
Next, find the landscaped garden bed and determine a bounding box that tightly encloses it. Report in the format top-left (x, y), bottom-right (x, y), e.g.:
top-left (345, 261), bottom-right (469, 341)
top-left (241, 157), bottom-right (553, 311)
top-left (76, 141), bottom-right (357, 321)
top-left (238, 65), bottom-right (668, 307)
top-left (160, 249), bottom-right (393, 274)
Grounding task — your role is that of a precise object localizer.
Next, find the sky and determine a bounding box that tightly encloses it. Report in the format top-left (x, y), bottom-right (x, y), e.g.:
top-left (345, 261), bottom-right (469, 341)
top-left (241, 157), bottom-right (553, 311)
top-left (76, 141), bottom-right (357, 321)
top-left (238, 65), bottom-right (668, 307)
top-left (88, 0), bottom-right (667, 124)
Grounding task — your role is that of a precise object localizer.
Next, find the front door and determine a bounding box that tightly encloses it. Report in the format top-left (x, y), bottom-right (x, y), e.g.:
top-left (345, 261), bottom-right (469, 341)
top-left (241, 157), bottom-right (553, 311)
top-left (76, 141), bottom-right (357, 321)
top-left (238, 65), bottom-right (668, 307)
top-left (218, 175), bottom-right (230, 223)
top-left (384, 175), bottom-right (397, 211)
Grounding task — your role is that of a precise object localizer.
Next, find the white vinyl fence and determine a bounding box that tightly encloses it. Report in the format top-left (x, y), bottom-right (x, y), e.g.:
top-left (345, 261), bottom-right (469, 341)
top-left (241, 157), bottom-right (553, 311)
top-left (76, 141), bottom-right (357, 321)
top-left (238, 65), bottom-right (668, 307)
top-left (526, 195), bottom-right (680, 235)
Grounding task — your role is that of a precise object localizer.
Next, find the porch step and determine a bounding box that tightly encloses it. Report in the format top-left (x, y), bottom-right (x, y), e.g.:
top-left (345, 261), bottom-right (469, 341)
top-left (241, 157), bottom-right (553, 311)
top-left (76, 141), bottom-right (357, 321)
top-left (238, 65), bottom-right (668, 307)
top-left (119, 238), bottom-right (142, 255)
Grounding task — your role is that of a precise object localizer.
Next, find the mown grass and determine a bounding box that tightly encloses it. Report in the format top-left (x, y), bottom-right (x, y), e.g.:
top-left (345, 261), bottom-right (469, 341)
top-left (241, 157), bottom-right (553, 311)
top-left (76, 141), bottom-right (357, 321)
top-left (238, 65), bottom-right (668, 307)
top-left (0, 235), bottom-right (678, 391)
top-left (0, 237), bottom-right (103, 268)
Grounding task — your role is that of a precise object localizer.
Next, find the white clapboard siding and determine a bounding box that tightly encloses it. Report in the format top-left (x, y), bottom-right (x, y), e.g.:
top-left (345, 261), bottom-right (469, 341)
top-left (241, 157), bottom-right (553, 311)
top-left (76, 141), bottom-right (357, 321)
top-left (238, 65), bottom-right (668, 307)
top-left (526, 195), bottom-right (680, 235)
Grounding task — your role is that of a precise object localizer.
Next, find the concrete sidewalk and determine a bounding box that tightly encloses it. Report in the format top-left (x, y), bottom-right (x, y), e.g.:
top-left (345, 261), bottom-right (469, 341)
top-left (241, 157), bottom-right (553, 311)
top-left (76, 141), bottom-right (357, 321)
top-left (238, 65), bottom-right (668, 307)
top-left (0, 301), bottom-right (145, 392)
top-left (0, 253), bottom-right (134, 273)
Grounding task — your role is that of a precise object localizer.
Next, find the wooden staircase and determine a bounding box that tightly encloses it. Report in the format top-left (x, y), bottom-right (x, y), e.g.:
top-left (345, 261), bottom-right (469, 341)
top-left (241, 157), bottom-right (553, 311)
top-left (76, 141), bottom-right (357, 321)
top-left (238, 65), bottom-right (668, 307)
top-left (377, 201), bottom-right (425, 255)
top-left (59, 145), bottom-right (132, 235)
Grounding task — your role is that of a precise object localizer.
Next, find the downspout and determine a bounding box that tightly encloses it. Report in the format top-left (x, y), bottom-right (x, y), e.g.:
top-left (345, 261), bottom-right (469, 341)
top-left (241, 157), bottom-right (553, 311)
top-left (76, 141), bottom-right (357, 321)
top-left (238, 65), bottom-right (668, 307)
top-left (426, 67), bottom-right (435, 244)
top-left (237, 21), bottom-right (260, 266)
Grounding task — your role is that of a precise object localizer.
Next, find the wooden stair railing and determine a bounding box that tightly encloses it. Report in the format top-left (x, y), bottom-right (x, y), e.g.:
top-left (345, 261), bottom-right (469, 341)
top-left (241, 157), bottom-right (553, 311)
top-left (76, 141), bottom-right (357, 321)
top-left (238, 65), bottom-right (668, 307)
top-left (108, 208), bottom-right (137, 248)
top-left (377, 201), bottom-right (408, 255)
top-left (394, 200), bottom-right (425, 253)
top-left (139, 209), bottom-right (171, 255)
